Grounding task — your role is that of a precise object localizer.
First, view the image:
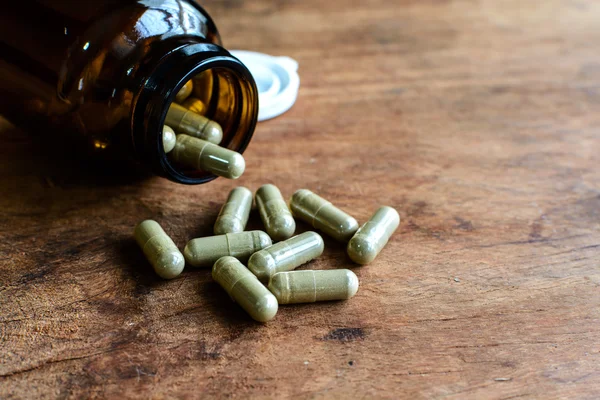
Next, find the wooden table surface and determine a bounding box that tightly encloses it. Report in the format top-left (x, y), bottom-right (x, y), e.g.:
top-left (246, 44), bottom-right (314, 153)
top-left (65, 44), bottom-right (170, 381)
top-left (2, 0), bottom-right (600, 398)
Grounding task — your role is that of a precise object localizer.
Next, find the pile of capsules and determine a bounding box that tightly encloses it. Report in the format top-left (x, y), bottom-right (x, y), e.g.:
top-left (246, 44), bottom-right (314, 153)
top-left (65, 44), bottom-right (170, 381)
top-left (162, 76), bottom-right (246, 179)
top-left (134, 185), bottom-right (400, 322)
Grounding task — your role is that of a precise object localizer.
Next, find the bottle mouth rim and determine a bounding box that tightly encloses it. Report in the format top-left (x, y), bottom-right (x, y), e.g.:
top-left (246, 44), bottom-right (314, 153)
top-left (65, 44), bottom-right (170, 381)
top-left (133, 41), bottom-right (258, 184)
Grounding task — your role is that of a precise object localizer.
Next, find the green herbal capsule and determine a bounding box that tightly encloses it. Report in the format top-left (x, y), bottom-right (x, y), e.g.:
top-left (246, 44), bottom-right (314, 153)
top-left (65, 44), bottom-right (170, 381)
top-left (166, 103), bottom-right (223, 144)
top-left (212, 256), bottom-right (278, 322)
top-left (162, 125), bottom-right (176, 153)
top-left (214, 187), bottom-right (253, 234)
top-left (171, 134), bottom-right (245, 179)
top-left (289, 189), bottom-right (359, 242)
top-left (134, 220), bottom-right (185, 279)
top-left (256, 184), bottom-right (296, 241)
top-left (248, 232), bottom-right (324, 283)
top-left (347, 206), bottom-right (400, 265)
top-left (268, 269), bottom-right (359, 304)
top-left (175, 79), bottom-right (194, 103)
top-left (184, 231), bottom-right (272, 268)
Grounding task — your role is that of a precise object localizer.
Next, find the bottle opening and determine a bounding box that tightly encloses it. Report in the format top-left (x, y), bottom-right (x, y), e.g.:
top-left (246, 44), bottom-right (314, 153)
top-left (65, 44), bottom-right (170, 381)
top-left (134, 42), bottom-right (258, 184)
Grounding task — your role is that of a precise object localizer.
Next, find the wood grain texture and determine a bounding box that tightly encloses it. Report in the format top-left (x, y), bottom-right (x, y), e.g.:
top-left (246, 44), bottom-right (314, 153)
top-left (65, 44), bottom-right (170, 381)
top-left (1, 0), bottom-right (600, 398)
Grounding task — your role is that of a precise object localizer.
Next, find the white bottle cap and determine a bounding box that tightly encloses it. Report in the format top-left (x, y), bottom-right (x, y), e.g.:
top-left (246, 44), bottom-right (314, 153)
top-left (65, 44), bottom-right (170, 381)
top-left (230, 50), bottom-right (300, 121)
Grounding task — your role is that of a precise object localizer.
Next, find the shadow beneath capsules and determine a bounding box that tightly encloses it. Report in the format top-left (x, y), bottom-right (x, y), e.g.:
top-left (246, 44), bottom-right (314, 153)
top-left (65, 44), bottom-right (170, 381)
top-left (114, 238), bottom-right (174, 293)
top-left (5, 125), bottom-right (149, 185)
top-left (197, 278), bottom-right (259, 327)
top-left (186, 207), bottom-right (221, 241)
top-left (0, 122), bottom-right (152, 218)
top-left (244, 209), bottom-right (264, 232)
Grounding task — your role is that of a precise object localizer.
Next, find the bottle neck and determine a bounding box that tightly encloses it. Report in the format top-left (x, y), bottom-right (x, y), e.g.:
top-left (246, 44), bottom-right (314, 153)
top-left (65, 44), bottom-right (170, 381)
top-left (133, 40), bottom-right (258, 184)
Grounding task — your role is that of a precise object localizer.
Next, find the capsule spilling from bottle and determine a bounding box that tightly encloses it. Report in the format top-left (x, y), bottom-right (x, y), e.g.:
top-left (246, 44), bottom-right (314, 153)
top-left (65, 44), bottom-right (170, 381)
top-left (171, 135), bottom-right (246, 179)
top-left (166, 103), bottom-right (223, 144)
top-left (162, 125), bottom-right (176, 153)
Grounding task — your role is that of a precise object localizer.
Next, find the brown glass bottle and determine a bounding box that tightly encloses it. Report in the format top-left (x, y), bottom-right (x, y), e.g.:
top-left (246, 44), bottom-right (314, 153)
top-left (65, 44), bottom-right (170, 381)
top-left (0, 0), bottom-right (258, 184)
